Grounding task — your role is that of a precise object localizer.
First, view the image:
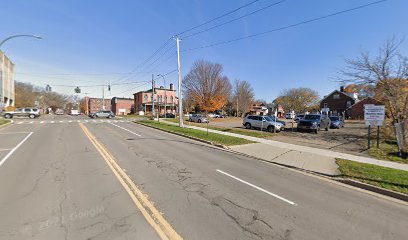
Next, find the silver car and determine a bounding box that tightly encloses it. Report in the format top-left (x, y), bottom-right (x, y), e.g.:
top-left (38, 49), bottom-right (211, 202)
top-left (89, 110), bottom-right (115, 118)
top-left (243, 115), bottom-right (284, 132)
top-left (189, 114), bottom-right (208, 123)
top-left (2, 108), bottom-right (41, 119)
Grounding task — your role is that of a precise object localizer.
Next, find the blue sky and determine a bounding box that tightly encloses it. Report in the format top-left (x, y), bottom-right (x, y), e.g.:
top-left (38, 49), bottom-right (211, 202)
top-left (1, 0), bottom-right (407, 102)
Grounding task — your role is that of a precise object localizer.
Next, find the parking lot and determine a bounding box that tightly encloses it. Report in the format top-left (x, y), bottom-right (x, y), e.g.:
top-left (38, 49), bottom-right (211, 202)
top-left (192, 117), bottom-right (371, 157)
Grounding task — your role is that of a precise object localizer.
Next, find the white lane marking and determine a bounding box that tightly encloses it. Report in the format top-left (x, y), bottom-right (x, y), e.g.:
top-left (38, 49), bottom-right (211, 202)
top-left (109, 123), bottom-right (141, 137)
top-left (0, 132), bottom-right (31, 134)
top-left (68, 120), bottom-right (73, 123)
top-left (40, 121), bottom-right (45, 124)
top-left (60, 121), bottom-right (64, 123)
top-left (77, 120), bottom-right (81, 123)
top-left (0, 148), bottom-right (12, 151)
top-left (216, 169), bottom-right (296, 206)
top-left (29, 121), bottom-right (34, 124)
top-left (50, 121), bottom-right (55, 123)
top-left (92, 120), bottom-right (97, 123)
top-left (0, 132), bottom-right (33, 167)
top-left (85, 120), bottom-right (89, 123)
top-left (17, 122), bottom-right (23, 125)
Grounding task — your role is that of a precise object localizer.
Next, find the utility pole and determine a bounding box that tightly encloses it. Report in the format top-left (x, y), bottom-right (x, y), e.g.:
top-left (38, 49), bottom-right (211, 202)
top-left (176, 36), bottom-right (184, 127)
top-left (236, 96), bottom-right (239, 117)
top-left (152, 74), bottom-right (155, 119)
top-left (102, 85), bottom-right (105, 110)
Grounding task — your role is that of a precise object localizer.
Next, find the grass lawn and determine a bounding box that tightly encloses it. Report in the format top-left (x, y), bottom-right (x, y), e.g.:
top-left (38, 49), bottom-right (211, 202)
top-left (139, 120), bottom-right (254, 146)
top-left (368, 141), bottom-right (408, 164)
top-left (0, 119), bottom-right (10, 126)
top-left (336, 159), bottom-right (408, 194)
top-left (117, 114), bottom-right (148, 119)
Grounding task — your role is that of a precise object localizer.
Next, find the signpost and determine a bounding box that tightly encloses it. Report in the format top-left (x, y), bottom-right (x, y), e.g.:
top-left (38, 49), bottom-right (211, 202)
top-left (290, 110), bottom-right (295, 132)
top-left (364, 105), bottom-right (385, 149)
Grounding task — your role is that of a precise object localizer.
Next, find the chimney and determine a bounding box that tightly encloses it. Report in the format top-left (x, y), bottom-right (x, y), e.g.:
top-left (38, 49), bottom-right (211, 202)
top-left (170, 83), bottom-right (174, 90)
top-left (340, 86), bottom-right (344, 92)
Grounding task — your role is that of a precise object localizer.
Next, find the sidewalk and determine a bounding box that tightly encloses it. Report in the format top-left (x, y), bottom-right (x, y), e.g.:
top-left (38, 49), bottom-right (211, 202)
top-left (161, 119), bottom-right (408, 175)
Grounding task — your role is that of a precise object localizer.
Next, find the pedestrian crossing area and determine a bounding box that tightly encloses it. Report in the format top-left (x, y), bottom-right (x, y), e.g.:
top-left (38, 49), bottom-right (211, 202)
top-left (13, 119), bottom-right (130, 125)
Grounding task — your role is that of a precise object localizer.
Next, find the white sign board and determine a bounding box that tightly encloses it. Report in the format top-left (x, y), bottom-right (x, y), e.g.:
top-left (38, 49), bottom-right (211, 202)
top-left (290, 110), bottom-right (295, 119)
top-left (119, 108), bottom-right (126, 113)
top-left (364, 105), bottom-right (385, 126)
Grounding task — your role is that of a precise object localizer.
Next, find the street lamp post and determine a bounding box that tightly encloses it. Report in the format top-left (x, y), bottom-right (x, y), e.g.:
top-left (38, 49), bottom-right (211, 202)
top-left (0, 35), bottom-right (42, 49)
top-left (0, 34), bottom-right (42, 109)
top-left (157, 74), bottom-right (167, 118)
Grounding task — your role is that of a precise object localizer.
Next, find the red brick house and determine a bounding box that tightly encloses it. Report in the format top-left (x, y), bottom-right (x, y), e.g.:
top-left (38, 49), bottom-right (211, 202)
top-left (84, 97), bottom-right (111, 114)
top-left (320, 88), bottom-right (357, 118)
top-left (111, 97), bottom-right (134, 115)
top-left (350, 97), bottom-right (382, 120)
top-left (133, 84), bottom-right (178, 115)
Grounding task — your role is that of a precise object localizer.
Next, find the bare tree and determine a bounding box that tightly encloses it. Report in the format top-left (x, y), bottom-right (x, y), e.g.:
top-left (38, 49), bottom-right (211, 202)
top-left (233, 79), bottom-right (255, 117)
top-left (273, 87), bottom-right (319, 114)
top-left (340, 38), bottom-right (408, 154)
top-left (183, 60), bottom-right (231, 113)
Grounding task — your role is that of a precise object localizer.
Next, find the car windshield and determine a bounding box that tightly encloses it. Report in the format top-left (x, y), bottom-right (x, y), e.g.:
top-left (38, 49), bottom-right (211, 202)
top-left (304, 115), bottom-right (321, 120)
top-left (329, 116), bottom-right (340, 121)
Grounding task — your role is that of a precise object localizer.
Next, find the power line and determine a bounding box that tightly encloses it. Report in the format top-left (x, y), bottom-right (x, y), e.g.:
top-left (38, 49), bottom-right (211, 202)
top-left (110, 37), bottom-right (173, 85)
top-left (183, 0), bottom-right (388, 52)
top-left (177, 0), bottom-right (262, 36)
top-left (112, 82), bottom-right (150, 96)
top-left (182, 0), bottom-right (287, 39)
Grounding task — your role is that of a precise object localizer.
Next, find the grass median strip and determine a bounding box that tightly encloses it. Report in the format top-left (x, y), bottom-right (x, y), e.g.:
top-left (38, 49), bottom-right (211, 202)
top-left (336, 159), bottom-right (408, 194)
top-left (139, 120), bottom-right (254, 146)
top-left (0, 119), bottom-right (10, 126)
top-left (368, 141), bottom-right (408, 164)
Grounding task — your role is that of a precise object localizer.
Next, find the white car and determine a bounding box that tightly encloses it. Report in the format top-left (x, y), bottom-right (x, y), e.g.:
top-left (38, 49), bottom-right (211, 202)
top-left (189, 114), bottom-right (209, 123)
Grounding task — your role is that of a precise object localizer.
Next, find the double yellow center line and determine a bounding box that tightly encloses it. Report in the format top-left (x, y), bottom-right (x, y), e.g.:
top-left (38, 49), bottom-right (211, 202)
top-left (80, 123), bottom-right (182, 240)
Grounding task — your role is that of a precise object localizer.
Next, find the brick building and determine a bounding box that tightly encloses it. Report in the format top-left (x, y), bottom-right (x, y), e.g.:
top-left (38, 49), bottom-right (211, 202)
top-left (84, 97), bottom-right (111, 114)
top-left (350, 97), bottom-right (382, 120)
top-left (111, 97), bottom-right (134, 115)
top-left (320, 87), bottom-right (357, 118)
top-left (133, 84), bottom-right (177, 115)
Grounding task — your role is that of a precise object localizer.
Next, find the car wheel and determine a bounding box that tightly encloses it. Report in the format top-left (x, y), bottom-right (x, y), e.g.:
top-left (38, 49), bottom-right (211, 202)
top-left (325, 127), bottom-right (329, 131)
top-left (29, 114), bottom-right (35, 119)
top-left (245, 123), bottom-right (251, 129)
top-left (4, 114), bottom-right (12, 119)
top-left (315, 126), bottom-right (320, 134)
top-left (198, 119), bottom-right (201, 123)
top-left (189, 118), bottom-right (192, 122)
top-left (108, 115), bottom-right (112, 119)
top-left (267, 125), bottom-right (273, 132)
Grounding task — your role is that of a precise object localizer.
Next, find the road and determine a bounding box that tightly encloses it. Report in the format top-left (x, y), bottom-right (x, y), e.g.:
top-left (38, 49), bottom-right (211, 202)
top-left (0, 115), bottom-right (407, 240)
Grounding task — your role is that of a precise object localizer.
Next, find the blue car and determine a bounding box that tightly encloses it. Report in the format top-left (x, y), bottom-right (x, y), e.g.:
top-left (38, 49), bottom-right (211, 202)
top-left (329, 116), bottom-right (344, 129)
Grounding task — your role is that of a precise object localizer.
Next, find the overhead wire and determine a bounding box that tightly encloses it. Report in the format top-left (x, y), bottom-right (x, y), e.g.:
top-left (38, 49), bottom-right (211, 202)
top-left (182, 0), bottom-right (388, 52)
top-left (182, 0), bottom-right (287, 39)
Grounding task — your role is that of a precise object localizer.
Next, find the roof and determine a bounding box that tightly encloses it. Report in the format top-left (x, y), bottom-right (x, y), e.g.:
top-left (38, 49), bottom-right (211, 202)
top-left (134, 87), bottom-right (176, 94)
top-left (112, 97), bottom-right (133, 100)
top-left (350, 97), bottom-right (382, 108)
top-left (320, 89), bottom-right (354, 102)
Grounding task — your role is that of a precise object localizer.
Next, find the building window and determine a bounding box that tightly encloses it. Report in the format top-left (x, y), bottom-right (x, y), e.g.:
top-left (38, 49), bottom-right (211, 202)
top-left (333, 94), bottom-right (340, 100)
top-left (171, 96), bottom-right (174, 103)
top-left (165, 96), bottom-right (167, 103)
top-left (324, 103), bottom-right (328, 108)
top-left (144, 94), bottom-right (148, 101)
top-left (158, 95), bottom-right (162, 103)
top-left (346, 101), bottom-right (351, 107)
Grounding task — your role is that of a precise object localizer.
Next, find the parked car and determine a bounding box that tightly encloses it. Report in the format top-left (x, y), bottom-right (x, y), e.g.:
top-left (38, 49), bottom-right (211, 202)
top-left (243, 115), bottom-right (284, 132)
top-left (329, 116), bottom-right (344, 129)
top-left (295, 114), bottom-right (305, 122)
top-left (285, 113), bottom-right (295, 119)
top-left (160, 113), bottom-right (175, 118)
top-left (268, 116), bottom-right (286, 127)
top-left (214, 114), bottom-right (225, 118)
top-left (189, 114), bottom-right (209, 123)
top-left (89, 110), bottom-right (115, 118)
top-left (297, 114), bottom-right (330, 133)
top-left (70, 109), bottom-right (79, 116)
top-left (2, 108), bottom-right (40, 119)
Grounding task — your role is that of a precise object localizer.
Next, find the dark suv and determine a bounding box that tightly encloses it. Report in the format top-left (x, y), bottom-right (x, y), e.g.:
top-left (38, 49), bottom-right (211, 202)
top-left (297, 114), bottom-right (330, 133)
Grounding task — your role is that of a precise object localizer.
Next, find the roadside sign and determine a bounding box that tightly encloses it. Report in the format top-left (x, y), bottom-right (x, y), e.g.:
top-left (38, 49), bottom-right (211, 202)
top-left (364, 105), bottom-right (385, 126)
top-left (321, 108), bottom-right (329, 114)
top-left (290, 110), bottom-right (295, 119)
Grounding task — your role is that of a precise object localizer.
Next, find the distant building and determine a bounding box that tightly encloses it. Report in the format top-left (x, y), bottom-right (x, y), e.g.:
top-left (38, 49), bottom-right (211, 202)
top-left (320, 87), bottom-right (357, 118)
top-left (84, 97), bottom-right (111, 114)
top-left (111, 97), bottom-right (134, 115)
top-left (133, 83), bottom-right (177, 115)
top-left (249, 103), bottom-right (268, 116)
top-left (0, 50), bottom-right (15, 109)
top-left (350, 97), bottom-right (383, 120)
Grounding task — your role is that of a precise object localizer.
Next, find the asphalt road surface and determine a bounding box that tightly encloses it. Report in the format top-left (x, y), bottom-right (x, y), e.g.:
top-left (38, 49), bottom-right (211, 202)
top-left (0, 115), bottom-right (407, 240)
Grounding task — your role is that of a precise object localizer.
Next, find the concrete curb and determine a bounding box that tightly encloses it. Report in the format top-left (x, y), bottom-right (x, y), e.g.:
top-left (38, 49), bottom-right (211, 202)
top-left (135, 121), bottom-right (229, 149)
top-left (134, 121), bottom-right (408, 202)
